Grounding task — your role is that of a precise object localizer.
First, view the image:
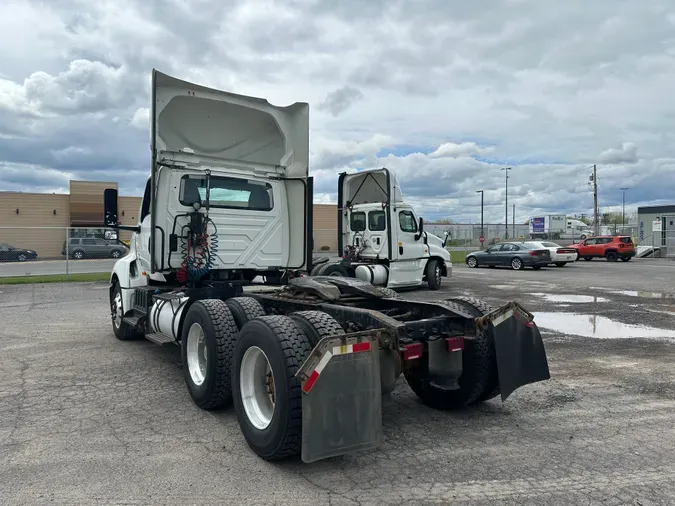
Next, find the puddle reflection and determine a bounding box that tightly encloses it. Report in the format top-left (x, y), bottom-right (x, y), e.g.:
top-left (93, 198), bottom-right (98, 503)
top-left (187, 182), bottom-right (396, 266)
top-left (534, 312), bottom-right (675, 339)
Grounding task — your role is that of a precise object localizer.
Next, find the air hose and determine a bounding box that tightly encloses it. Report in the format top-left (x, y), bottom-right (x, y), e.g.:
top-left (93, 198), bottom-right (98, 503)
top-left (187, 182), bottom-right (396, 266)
top-left (177, 169), bottom-right (219, 284)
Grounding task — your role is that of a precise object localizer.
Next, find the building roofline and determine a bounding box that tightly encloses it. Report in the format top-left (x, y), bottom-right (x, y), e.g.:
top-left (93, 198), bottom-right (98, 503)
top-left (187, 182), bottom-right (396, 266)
top-left (637, 205), bottom-right (675, 214)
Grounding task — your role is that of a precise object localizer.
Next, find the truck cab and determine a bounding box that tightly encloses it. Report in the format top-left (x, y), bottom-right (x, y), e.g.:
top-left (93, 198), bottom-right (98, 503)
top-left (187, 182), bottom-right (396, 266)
top-left (331, 168), bottom-right (451, 289)
top-left (105, 70), bottom-right (311, 318)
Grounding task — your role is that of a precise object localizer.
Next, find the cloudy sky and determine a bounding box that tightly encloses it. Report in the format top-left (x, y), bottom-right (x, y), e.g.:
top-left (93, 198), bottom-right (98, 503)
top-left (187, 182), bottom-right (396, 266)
top-left (1, 0), bottom-right (674, 223)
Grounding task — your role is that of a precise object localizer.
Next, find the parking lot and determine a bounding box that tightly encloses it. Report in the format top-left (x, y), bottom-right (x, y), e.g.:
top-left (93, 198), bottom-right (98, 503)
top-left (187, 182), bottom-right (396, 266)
top-left (1, 259), bottom-right (675, 505)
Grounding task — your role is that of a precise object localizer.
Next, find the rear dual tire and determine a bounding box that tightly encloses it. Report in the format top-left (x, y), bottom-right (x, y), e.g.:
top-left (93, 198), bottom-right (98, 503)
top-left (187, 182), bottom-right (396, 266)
top-left (404, 296), bottom-right (499, 409)
top-left (232, 314), bottom-right (343, 460)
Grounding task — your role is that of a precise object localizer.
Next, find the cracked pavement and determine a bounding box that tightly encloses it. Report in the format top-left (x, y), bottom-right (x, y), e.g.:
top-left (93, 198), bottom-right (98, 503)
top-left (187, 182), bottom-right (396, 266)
top-left (1, 260), bottom-right (675, 505)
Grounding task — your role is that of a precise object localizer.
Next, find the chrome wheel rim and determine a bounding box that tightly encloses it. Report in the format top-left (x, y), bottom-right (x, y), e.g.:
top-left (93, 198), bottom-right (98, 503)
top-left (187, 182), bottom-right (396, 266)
top-left (328, 270), bottom-right (344, 277)
top-left (111, 292), bottom-right (122, 329)
top-left (512, 258), bottom-right (522, 270)
top-left (186, 323), bottom-right (207, 386)
top-left (467, 257), bottom-right (477, 268)
top-left (240, 346), bottom-right (275, 430)
top-left (434, 265), bottom-right (441, 284)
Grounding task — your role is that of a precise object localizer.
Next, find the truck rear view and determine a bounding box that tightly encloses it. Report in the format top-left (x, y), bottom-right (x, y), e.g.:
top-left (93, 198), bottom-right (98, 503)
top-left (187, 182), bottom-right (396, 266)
top-left (102, 69), bottom-right (551, 463)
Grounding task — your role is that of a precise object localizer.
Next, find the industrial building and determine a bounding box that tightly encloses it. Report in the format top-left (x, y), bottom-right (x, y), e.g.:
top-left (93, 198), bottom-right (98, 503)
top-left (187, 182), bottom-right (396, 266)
top-left (637, 204), bottom-right (675, 257)
top-left (0, 181), bottom-right (339, 258)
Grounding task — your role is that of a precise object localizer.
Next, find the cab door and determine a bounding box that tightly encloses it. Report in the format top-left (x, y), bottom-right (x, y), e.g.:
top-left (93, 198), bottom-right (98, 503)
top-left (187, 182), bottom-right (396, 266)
top-left (389, 208), bottom-right (428, 286)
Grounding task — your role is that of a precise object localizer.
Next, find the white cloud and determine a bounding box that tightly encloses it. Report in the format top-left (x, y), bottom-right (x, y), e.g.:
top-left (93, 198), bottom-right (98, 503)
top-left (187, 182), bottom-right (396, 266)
top-left (130, 107), bottom-right (149, 130)
top-left (429, 142), bottom-right (494, 158)
top-left (0, 0), bottom-right (673, 222)
top-left (598, 142), bottom-right (639, 164)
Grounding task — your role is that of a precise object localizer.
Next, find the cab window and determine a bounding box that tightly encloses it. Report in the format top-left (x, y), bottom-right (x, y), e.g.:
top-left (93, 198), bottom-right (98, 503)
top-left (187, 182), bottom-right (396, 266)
top-left (368, 211), bottom-right (386, 231)
top-left (350, 212), bottom-right (366, 232)
top-left (399, 211), bottom-right (417, 233)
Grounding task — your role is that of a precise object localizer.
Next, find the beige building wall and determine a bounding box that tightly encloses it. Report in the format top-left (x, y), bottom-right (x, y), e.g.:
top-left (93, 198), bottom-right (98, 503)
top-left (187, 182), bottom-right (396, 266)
top-left (69, 180), bottom-right (118, 226)
top-left (313, 203), bottom-right (338, 251)
top-left (0, 182), bottom-right (339, 257)
top-left (0, 193), bottom-right (70, 258)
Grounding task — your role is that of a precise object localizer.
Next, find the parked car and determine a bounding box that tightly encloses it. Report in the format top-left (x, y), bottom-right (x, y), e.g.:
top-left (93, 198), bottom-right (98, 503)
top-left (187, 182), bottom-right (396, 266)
top-left (0, 243), bottom-right (38, 262)
top-left (465, 242), bottom-right (551, 270)
top-left (62, 238), bottom-right (129, 260)
top-left (523, 241), bottom-right (578, 267)
top-left (569, 235), bottom-right (636, 262)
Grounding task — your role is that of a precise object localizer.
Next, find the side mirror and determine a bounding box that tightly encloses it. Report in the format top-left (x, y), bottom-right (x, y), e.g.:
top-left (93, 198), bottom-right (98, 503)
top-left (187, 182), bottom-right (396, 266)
top-left (104, 189), bottom-right (119, 227)
top-left (442, 230), bottom-right (450, 248)
top-left (415, 217), bottom-right (424, 241)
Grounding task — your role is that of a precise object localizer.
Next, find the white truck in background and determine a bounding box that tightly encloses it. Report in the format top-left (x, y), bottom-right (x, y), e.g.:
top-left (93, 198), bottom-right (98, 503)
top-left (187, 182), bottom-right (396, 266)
top-left (101, 69), bottom-right (551, 464)
top-left (311, 168), bottom-right (452, 290)
top-left (529, 215), bottom-right (592, 240)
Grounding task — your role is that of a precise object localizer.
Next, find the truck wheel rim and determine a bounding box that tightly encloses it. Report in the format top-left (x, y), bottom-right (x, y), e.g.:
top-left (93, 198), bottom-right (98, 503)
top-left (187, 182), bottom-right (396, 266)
top-left (240, 346), bottom-right (275, 430)
top-left (186, 323), bottom-right (207, 386)
top-left (435, 265), bottom-right (441, 284)
top-left (328, 271), bottom-right (344, 277)
top-left (112, 293), bottom-right (123, 329)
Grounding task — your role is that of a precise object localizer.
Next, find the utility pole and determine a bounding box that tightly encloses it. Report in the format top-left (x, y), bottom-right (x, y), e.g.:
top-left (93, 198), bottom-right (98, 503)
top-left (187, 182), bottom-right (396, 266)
top-left (476, 190), bottom-right (484, 248)
top-left (513, 203), bottom-right (516, 239)
top-left (620, 187), bottom-right (629, 232)
top-left (502, 167), bottom-right (512, 238)
top-left (593, 164), bottom-right (598, 236)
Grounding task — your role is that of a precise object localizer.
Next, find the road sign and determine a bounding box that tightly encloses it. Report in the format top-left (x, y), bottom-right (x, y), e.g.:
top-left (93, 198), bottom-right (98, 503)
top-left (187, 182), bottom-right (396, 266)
top-left (479, 235), bottom-right (485, 243)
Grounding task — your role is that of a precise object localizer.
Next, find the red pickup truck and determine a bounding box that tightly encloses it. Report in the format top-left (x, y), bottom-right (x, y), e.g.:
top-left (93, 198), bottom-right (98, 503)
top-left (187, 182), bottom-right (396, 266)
top-left (570, 235), bottom-right (636, 262)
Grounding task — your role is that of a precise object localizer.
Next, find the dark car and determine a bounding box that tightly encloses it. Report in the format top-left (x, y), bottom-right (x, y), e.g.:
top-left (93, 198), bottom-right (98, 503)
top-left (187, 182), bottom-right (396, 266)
top-left (465, 242), bottom-right (551, 270)
top-left (61, 237), bottom-right (129, 260)
top-left (0, 243), bottom-right (38, 262)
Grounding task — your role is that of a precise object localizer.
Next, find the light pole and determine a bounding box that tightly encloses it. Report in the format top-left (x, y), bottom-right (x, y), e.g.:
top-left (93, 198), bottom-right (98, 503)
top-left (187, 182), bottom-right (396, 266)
top-left (502, 167), bottom-right (512, 238)
top-left (476, 190), bottom-right (484, 248)
top-left (620, 187), bottom-right (629, 233)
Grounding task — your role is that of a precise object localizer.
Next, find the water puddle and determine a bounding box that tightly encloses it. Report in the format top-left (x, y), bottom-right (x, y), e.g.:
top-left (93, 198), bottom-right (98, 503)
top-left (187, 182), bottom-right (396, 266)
top-left (530, 293), bottom-right (609, 303)
top-left (644, 308), bottom-right (675, 317)
top-left (589, 288), bottom-right (675, 299)
top-left (534, 312), bottom-right (675, 339)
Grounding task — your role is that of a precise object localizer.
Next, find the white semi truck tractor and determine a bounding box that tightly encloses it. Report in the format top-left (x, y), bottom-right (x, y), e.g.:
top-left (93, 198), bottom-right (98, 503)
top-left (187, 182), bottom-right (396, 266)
top-left (311, 168), bottom-right (453, 291)
top-left (103, 69), bottom-right (551, 463)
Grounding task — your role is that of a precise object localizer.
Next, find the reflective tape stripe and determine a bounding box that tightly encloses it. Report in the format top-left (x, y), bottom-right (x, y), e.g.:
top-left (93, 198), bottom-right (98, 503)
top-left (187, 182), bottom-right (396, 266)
top-left (332, 341), bottom-right (371, 356)
top-left (302, 341), bottom-right (371, 394)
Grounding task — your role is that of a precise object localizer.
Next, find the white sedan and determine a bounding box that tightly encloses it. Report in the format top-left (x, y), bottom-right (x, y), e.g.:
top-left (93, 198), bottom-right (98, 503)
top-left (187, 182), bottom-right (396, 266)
top-left (524, 241), bottom-right (578, 267)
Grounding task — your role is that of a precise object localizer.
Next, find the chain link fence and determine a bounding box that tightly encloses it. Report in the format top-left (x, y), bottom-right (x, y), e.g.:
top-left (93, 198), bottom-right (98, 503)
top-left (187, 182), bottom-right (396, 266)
top-left (0, 226), bottom-right (133, 279)
top-left (0, 226), bottom-right (340, 279)
top-left (425, 223), bottom-right (531, 247)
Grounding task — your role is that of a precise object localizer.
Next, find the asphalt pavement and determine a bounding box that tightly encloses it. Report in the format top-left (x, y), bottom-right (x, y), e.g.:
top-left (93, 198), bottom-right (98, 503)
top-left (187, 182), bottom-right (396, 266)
top-left (1, 259), bottom-right (675, 504)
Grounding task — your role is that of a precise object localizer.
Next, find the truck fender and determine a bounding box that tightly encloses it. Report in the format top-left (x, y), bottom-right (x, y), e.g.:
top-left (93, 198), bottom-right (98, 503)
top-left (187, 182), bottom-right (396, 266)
top-left (110, 253), bottom-right (137, 317)
top-left (426, 256), bottom-right (448, 277)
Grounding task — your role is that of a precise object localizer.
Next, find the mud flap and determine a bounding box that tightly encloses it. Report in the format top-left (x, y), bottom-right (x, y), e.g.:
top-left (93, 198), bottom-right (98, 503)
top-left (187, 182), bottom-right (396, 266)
top-left (295, 334), bottom-right (382, 463)
top-left (481, 302), bottom-right (551, 401)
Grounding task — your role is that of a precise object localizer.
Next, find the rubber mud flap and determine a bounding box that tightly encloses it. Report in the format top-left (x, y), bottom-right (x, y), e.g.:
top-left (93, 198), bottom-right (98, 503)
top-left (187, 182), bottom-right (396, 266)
top-left (296, 335), bottom-right (382, 463)
top-left (491, 315), bottom-right (551, 401)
